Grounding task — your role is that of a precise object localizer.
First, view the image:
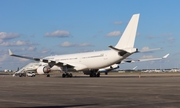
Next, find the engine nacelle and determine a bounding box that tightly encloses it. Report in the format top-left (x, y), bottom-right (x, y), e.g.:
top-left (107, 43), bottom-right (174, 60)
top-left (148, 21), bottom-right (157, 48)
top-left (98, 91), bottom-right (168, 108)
top-left (37, 66), bottom-right (51, 74)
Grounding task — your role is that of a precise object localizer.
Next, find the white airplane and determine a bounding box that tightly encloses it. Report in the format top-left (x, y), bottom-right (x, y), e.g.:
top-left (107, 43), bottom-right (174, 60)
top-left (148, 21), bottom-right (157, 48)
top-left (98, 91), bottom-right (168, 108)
top-left (12, 52), bottom-right (169, 77)
top-left (8, 14), bottom-right (168, 78)
top-left (13, 62), bottom-right (61, 77)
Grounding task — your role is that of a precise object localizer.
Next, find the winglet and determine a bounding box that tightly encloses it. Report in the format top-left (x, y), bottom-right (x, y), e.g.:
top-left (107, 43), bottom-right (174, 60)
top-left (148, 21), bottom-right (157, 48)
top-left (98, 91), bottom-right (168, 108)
top-left (8, 49), bottom-right (13, 56)
top-left (163, 53), bottom-right (169, 59)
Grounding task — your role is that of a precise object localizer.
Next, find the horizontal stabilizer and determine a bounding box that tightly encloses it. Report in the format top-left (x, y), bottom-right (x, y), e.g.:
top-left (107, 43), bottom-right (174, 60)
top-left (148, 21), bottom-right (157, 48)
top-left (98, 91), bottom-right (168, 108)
top-left (109, 45), bottom-right (137, 54)
top-left (109, 46), bottom-right (128, 56)
top-left (108, 46), bottom-right (127, 52)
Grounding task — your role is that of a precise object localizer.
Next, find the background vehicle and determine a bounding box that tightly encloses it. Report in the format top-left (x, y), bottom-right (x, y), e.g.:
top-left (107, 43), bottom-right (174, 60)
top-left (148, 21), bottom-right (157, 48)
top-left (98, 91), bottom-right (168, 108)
top-left (27, 72), bottom-right (36, 77)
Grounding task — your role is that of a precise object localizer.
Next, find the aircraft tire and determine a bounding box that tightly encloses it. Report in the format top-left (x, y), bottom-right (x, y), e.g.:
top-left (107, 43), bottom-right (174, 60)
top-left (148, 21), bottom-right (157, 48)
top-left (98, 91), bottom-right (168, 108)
top-left (96, 72), bottom-right (100, 77)
top-left (62, 73), bottom-right (66, 78)
top-left (46, 74), bottom-right (50, 77)
top-left (90, 73), bottom-right (93, 77)
top-left (69, 73), bottom-right (73, 77)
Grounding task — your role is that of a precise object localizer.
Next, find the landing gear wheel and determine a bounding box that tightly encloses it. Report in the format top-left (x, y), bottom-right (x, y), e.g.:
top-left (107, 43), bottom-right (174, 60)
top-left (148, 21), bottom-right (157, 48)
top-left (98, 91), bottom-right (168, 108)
top-left (66, 73), bottom-right (69, 77)
top-left (69, 73), bottom-right (73, 77)
top-left (96, 72), bottom-right (100, 77)
top-left (66, 73), bottom-right (73, 78)
top-left (62, 73), bottom-right (66, 78)
top-left (90, 73), bottom-right (93, 77)
top-left (90, 73), bottom-right (97, 77)
top-left (94, 73), bottom-right (97, 77)
top-left (46, 74), bottom-right (50, 77)
top-left (62, 73), bottom-right (73, 78)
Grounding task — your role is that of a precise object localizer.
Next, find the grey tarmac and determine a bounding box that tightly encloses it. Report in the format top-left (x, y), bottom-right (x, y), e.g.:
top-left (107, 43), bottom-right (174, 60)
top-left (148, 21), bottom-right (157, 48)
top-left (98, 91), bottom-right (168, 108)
top-left (0, 73), bottom-right (180, 108)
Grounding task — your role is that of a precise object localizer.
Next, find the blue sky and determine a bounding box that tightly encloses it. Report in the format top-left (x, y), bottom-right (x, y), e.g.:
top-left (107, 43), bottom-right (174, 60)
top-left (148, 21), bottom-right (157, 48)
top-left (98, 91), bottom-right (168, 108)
top-left (0, 0), bottom-right (180, 70)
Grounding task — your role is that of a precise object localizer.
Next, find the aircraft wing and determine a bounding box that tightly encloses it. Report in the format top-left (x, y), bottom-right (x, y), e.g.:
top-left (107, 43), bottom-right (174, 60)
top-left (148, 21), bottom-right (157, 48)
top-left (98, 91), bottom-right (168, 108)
top-left (122, 53), bottom-right (169, 63)
top-left (9, 49), bottom-right (43, 61)
top-left (8, 49), bottom-right (75, 68)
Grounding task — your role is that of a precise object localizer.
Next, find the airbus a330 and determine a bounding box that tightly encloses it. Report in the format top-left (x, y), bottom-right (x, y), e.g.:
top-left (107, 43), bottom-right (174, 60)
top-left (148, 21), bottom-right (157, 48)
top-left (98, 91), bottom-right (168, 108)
top-left (9, 14), bottom-right (169, 78)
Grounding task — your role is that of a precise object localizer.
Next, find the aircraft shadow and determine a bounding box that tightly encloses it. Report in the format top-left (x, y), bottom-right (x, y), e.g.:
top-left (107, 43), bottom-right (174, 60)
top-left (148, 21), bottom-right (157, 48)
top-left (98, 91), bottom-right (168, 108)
top-left (54, 75), bottom-right (180, 79)
top-left (13, 103), bottom-right (98, 108)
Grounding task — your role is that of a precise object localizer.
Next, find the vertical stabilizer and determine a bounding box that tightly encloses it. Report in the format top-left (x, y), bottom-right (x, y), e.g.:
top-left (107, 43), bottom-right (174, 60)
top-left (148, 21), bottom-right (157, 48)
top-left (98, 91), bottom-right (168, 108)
top-left (115, 14), bottom-right (140, 49)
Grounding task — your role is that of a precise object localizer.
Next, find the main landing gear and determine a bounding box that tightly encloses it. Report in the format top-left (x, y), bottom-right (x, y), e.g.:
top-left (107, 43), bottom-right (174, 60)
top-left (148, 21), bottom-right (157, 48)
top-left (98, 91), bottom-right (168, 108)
top-left (90, 72), bottom-right (100, 77)
top-left (62, 66), bottom-right (73, 78)
top-left (62, 73), bottom-right (73, 78)
top-left (90, 70), bottom-right (100, 77)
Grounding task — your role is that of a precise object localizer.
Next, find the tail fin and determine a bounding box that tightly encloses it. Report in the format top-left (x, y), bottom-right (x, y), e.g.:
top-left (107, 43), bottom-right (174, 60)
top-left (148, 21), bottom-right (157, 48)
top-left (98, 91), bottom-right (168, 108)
top-left (115, 14), bottom-right (140, 49)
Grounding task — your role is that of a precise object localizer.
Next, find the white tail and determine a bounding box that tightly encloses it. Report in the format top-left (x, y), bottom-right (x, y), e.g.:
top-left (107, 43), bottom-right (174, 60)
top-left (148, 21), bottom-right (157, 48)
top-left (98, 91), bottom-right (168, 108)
top-left (115, 14), bottom-right (140, 49)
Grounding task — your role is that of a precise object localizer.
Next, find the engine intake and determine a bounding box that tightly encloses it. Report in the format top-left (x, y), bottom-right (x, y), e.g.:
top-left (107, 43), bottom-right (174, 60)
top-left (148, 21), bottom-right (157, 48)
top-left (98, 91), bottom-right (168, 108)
top-left (37, 66), bottom-right (51, 74)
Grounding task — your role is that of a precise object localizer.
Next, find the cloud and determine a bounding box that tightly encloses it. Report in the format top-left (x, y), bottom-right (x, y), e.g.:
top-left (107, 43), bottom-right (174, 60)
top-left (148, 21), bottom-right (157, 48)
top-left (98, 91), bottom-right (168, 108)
top-left (0, 54), bottom-right (9, 63)
top-left (136, 32), bottom-right (140, 36)
top-left (0, 52), bottom-right (29, 65)
top-left (141, 55), bottom-right (154, 59)
top-left (0, 32), bottom-right (20, 40)
top-left (106, 31), bottom-right (121, 37)
top-left (161, 32), bottom-right (173, 37)
top-left (0, 39), bottom-right (3, 43)
top-left (168, 37), bottom-right (175, 42)
top-left (114, 21), bottom-right (122, 25)
top-left (17, 58), bottom-right (30, 62)
top-left (60, 41), bottom-right (93, 47)
top-left (147, 35), bottom-right (157, 39)
top-left (140, 46), bottom-right (162, 53)
top-left (79, 43), bottom-right (93, 47)
top-left (28, 46), bottom-right (36, 51)
top-left (0, 40), bottom-right (34, 46)
top-left (41, 49), bottom-right (51, 54)
top-left (44, 30), bottom-right (70, 37)
top-left (60, 42), bottom-right (74, 47)
top-left (141, 47), bottom-right (150, 52)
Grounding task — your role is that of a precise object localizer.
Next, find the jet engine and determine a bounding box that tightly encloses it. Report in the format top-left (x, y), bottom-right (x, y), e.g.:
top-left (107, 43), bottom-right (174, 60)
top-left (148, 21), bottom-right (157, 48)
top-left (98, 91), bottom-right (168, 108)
top-left (37, 66), bottom-right (51, 74)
